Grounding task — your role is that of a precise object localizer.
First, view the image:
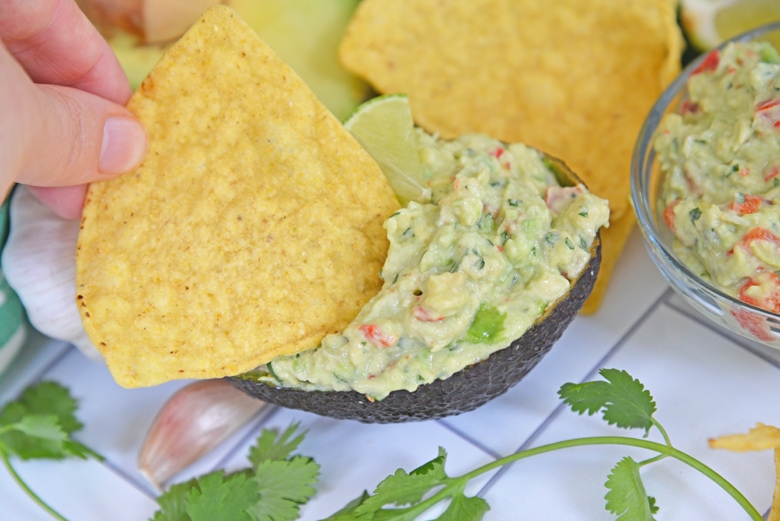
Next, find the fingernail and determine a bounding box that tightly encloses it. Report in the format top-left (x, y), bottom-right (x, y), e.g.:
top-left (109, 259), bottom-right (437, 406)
top-left (99, 117), bottom-right (147, 174)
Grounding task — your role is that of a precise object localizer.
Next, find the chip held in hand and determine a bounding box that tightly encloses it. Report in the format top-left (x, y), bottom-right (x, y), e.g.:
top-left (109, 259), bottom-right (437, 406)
top-left (76, 5), bottom-right (400, 388)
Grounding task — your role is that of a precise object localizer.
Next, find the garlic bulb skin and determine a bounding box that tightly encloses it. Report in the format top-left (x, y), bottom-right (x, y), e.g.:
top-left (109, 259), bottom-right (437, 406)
top-left (138, 379), bottom-right (267, 489)
top-left (1, 186), bottom-right (101, 360)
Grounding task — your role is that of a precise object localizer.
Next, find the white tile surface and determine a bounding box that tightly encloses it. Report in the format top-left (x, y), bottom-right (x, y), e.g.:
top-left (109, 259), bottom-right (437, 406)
top-left (3, 232), bottom-right (780, 521)
top-left (480, 305), bottom-right (780, 520)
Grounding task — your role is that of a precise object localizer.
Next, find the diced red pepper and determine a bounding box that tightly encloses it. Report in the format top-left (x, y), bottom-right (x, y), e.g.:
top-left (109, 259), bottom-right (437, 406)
top-left (359, 324), bottom-right (397, 348)
top-left (682, 169), bottom-right (701, 194)
top-left (729, 194), bottom-right (762, 215)
top-left (764, 164), bottom-right (780, 182)
top-left (730, 227), bottom-right (780, 255)
top-left (731, 308), bottom-right (774, 342)
top-left (412, 306), bottom-right (445, 322)
top-left (739, 271), bottom-right (780, 314)
top-left (490, 147), bottom-right (505, 159)
top-left (755, 99), bottom-right (780, 130)
top-left (544, 185), bottom-right (583, 214)
top-left (680, 99), bottom-right (700, 116)
top-left (692, 50), bottom-right (720, 75)
top-left (663, 199), bottom-right (680, 233)
top-left (756, 99), bottom-right (780, 112)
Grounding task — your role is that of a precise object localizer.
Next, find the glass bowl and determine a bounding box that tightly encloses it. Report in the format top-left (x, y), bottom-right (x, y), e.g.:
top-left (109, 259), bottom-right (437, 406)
top-left (631, 20), bottom-right (780, 347)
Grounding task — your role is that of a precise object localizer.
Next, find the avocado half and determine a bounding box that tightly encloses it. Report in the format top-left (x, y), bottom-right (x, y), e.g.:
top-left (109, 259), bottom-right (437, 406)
top-left (227, 155), bottom-right (603, 423)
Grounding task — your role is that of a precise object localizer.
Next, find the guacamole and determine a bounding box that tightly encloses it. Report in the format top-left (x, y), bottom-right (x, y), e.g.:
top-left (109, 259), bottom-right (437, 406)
top-left (252, 131), bottom-right (609, 400)
top-left (656, 41), bottom-right (780, 314)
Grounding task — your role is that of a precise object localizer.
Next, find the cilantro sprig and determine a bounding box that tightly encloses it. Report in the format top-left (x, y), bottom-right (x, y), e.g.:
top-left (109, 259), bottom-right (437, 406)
top-left (2, 370), bottom-right (768, 521)
top-left (0, 381), bottom-right (102, 521)
top-left (321, 368), bottom-right (764, 521)
top-left (151, 423), bottom-right (319, 521)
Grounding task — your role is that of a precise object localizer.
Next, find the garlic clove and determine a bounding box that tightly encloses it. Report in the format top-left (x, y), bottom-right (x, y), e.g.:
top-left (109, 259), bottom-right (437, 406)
top-left (2, 186), bottom-right (102, 360)
top-left (138, 379), bottom-right (267, 489)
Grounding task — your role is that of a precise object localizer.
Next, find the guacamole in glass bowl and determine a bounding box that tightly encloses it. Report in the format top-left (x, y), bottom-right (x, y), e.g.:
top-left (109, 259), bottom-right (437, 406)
top-left (632, 21), bottom-right (780, 347)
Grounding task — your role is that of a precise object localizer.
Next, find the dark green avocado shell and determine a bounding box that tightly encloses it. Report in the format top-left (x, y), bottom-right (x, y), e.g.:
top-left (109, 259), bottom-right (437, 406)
top-left (227, 154), bottom-right (603, 423)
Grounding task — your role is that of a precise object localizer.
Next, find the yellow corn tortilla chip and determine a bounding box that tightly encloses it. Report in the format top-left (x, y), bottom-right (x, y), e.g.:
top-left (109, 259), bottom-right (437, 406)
top-left (340, 0), bottom-right (681, 219)
top-left (580, 211), bottom-right (635, 315)
top-left (339, 0), bottom-right (683, 311)
top-left (709, 423), bottom-right (780, 452)
top-left (709, 422), bottom-right (780, 520)
top-left (76, 5), bottom-right (400, 388)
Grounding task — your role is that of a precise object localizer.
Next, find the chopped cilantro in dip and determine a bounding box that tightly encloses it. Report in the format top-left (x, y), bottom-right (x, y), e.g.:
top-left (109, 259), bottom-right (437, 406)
top-left (253, 130), bottom-right (609, 400)
top-left (655, 41), bottom-right (780, 313)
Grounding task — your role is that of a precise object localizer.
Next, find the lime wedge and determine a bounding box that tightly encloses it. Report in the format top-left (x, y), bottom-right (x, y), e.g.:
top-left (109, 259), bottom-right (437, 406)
top-left (681, 0), bottom-right (780, 50)
top-left (344, 94), bottom-right (430, 206)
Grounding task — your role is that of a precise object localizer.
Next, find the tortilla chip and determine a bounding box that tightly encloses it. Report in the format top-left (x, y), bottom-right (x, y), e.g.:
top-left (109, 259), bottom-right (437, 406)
top-left (339, 0), bottom-right (683, 310)
top-left (580, 211), bottom-right (636, 314)
top-left (709, 422), bottom-right (780, 520)
top-left (709, 423), bottom-right (780, 452)
top-left (76, 5), bottom-right (400, 388)
top-left (340, 0), bottom-right (681, 219)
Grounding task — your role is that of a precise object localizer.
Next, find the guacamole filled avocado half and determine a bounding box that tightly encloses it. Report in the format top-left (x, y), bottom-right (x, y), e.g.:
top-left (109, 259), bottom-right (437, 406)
top-left (232, 130), bottom-right (609, 422)
top-left (77, 7), bottom-right (608, 423)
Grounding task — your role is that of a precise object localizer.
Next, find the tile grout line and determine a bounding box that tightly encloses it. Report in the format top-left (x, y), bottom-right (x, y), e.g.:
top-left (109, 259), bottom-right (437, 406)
top-left (93, 453), bottom-right (160, 501)
top-left (437, 418), bottom-right (503, 460)
top-left (9, 340), bottom-right (73, 391)
top-left (471, 287), bottom-right (672, 498)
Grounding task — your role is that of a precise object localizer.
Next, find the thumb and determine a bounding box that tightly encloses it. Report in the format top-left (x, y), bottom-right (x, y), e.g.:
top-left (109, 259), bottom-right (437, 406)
top-left (18, 83), bottom-right (148, 188)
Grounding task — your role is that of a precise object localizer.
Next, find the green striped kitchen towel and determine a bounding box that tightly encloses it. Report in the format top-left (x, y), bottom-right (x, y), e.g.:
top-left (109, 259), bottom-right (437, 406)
top-left (0, 195), bottom-right (27, 377)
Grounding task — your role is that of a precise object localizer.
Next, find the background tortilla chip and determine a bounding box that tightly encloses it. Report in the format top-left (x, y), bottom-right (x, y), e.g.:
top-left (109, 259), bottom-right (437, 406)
top-left (709, 423), bottom-right (780, 452)
top-left (339, 0), bottom-right (683, 311)
top-left (76, 6), bottom-right (400, 388)
top-left (581, 212), bottom-right (636, 314)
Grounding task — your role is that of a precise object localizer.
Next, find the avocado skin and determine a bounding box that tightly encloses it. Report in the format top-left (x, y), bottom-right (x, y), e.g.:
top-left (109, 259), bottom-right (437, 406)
top-left (227, 236), bottom-right (601, 423)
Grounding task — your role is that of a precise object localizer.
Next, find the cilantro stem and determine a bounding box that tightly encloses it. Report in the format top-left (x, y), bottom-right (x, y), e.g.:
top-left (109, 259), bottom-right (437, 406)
top-left (0, 450), bottom-right (69, 521)
top-left (635, 418), bottom-right (674, 466)
top-left (652, 418), bottom-right (673, 447)
top-left (454, 436), bottom-right (763, 521)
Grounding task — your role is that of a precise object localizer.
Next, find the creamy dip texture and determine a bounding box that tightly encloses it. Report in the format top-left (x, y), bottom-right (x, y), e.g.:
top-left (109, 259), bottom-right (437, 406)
top-left (251, 130), bottom-right (609, 400)
top-left (656, 41), bottom-right (780, 313)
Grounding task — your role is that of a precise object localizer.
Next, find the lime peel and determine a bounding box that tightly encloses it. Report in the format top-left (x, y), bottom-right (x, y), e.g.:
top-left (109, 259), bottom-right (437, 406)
top-left (344, 94), bottom-right (431, 206)
top-left (681, 0), bottom-right (780, 50)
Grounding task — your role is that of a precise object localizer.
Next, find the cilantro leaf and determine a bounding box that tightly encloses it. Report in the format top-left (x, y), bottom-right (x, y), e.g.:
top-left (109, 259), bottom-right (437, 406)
top-left (432, 493), bottom-right (489, 521)
top-left (604, 457), bottom-right (658, 521)
top-left (152, 424), bottom-right (319, 521)
top-left (185, 471), bottom-right (257, 521)
top-left (0, 381), bottom-right (99, 461)
top-left (12, 415), bottom-right (67, 441)
top-left (322, 491), bottom-right (371, 520)
top-left (354, 448), bottom-right (448, 516)
top-left (152, 478), bottom-right (199, 521)
top-left (249, 423), bottom-right (306, 466)
top-left (249, 456), bottom-right (320, 521)
top-left (2, 381), bottom-right (82, 432)
top-left (412, 449), bottom-right (449, 482)
top-left (0, 381), bottom-right (103, 521)
top-left (241, 422), bottom-right (319, 521)
top-left (559, 368), bottom-right (656, 434)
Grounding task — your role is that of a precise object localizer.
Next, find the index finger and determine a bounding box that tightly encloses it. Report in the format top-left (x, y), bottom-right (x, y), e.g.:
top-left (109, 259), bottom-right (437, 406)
top-left (0, 0), bottom-right (132, 104)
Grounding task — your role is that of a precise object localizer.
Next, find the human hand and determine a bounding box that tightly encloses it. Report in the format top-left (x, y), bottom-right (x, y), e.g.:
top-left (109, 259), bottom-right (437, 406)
top-left (0, 0), bottom-right (148, 220)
